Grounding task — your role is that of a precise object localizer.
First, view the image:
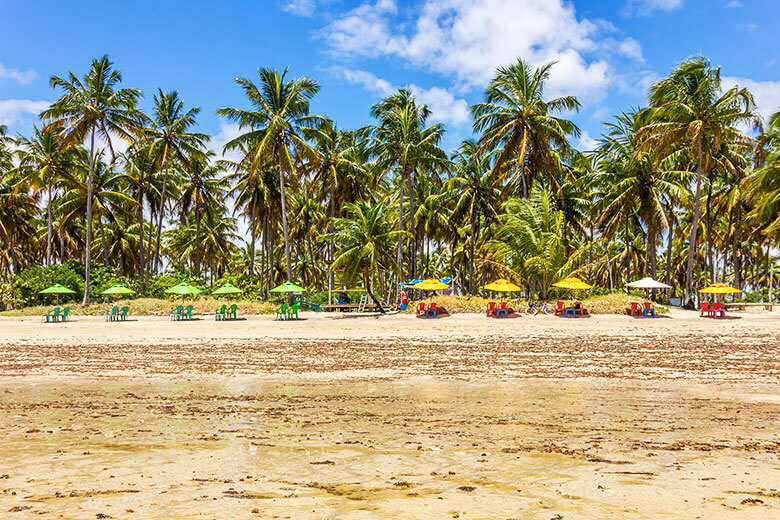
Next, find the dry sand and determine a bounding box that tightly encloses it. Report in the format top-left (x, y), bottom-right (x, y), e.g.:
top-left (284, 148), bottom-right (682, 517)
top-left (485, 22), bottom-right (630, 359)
top-left (0, 309), bottom-right (778, 519)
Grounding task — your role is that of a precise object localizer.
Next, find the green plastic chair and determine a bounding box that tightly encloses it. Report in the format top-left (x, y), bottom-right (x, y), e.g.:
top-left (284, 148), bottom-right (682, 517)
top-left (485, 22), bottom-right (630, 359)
top-left (43, 307), bottom-right (60, 323)
top-left (118, 306), bottom-right (129, 321)
top-left (105, 305), bottom-right (118, 322)
top-left (183, 305), bottom-right (194, 320)
top-left (227, 304), bottom-right (237, 320)
top-left (215, 304), bottom-right (226, 321)
top-left (60, 307), bottom-right (70, 322)
top-left (170, 305), bottom-right (183, 321)
top-left (287, 303), bottom-right (300, 320)
top-left (275, 303), bottom-right (288, 321)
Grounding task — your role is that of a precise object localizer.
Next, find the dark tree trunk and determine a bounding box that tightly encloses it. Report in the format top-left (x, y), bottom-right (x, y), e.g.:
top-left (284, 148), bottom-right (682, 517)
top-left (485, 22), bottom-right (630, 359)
top-left (83, 127), bottom-right (96, 305)
top-left (396, 170), bottom-right (405, 293)
top-left (195, 205), bottom-right (202, 277)
top-left (249, 205), bottom-right (256, 277)
top-left (684, 141), bottom-right (704, 309)
top-left (408, 167), bottom-right (417, 280)
top-left (364, 271), bottom-right (384, 313)
top-left (154, 164), bottom-right (170, 274)
top-left (138, 186), bottom-right (145, 293)
top-left (468, 210), bottom-right (476, 294)
top-left (46, 184), bottom-right (53, 266)
top-left (279, 167), bottom-right (293, 283)
top-left (100, 217), bottom-right (109, 266)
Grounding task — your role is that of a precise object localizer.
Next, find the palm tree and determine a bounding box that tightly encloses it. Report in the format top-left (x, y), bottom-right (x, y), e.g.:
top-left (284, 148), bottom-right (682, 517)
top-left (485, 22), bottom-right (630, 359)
top-left (176, 152), bottom-right (228, 277)
top-left (217, 67), bottom-right (325, 283)
top-left (369, 88), bottom-right (449, 281)
top-left (13, 124), bottom-right (75, 266)
top-left (445, 139), bottom-right (501, 292)
top-left (593, 111), bottom-right (690, 281)
top-left (472, 58), bottom-right (581, 199)
top-left (41, 55), bottom-right (143, 303)
top-left (327, 200), bottom-right (405, 312)
top-left (637, 57), bottom-right (757, 307)
top-left (145, 89), bottom-right (209, 274)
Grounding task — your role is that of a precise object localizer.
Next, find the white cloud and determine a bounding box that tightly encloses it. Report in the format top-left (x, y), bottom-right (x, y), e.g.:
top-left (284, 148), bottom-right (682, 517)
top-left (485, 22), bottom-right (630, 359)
top-left (283, 0), bottom-right (317, 16)
top-left (722, 76), bottom-right (780, 124)
top-left (324, 0), bottom-right (643, 103)
top-left (333, 67), bottom-right (470, 126)
top-left (724, 0), bottom-right (743, 7)
top-left (0, 99), bottom-right (49, 126)
top-left (577, 130), bottom-right (599, 152)
top-left (210, 122), bottom-right (245, 163)
top-left (736, 23), bottom-right (759, 32)
top-left (622, 0), bottom-right (682, 17)
top-left (0, 63), bottom-right (37, 84)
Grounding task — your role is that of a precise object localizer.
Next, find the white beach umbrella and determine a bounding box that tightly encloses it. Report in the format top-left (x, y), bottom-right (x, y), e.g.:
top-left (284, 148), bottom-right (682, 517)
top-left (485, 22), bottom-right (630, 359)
top-left (626, 277), bottom-right (672, 290)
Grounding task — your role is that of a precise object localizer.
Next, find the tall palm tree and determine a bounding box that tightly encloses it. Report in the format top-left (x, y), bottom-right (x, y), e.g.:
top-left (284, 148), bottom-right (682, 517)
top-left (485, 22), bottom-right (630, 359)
top-left (327, 200), bottom-right (405, 313)
top-left (176, 152), bottom-right (228, 277)
top-left (445, 139), bottom-right (501, 292)
top-left (145, 89), bottom-right (209, 274)
top-left (13, 124), bottom-right (75, 266)
top-left (369, 88), bottom-right (449, 281)
top-left (217, 67), bottom-right (325, 283)
top-left (472, 58), bottom-right (581, 199)
top-left (638, 57), bottom-right (757, 307)
top-left (41, 55), bottom-right (143, 303)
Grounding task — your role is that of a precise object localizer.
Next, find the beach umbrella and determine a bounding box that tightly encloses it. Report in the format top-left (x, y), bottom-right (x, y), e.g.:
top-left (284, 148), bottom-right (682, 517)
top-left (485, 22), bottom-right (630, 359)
top-left (100, 284), bottom-right (136, 297)
top-left (484, 279), bottom-right (522, 292)
top-left (552, 277), bottom-right (592, 290)
top-left (552, 277), bottom-right (592, 302)
top-left (413, 278), bottom-right (450, 291)
top-left (39, 283), bottom-right (76, 304)
top-left (699, 283), bottom-right (741, 294)
top-left (165, 282), bottom-right (203, 298)
top-left (211, 283), bottom-right (243, 296)
top-left (626, 277), bottom-right (671, 299)
top-left (270, 281), bottom-right (306, 293)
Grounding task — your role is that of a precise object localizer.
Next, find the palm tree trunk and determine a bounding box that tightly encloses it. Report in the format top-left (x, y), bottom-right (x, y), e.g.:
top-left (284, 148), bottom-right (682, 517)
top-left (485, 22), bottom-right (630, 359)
top-left (279, 167), bottom-right (293, 283)
top-left (363, 271), bottom-right (384, 313)
top-left (705, 178), bottom-right (714, 285)
top-left (46, 184), bottom-right (53, 266)
top-left (396, 170), bottom-right (405, 293)
top-left (733, 206), bottom-right (741, 289)
top-left (468, 212), bottom-right (475, 294)
top-left (684, 141), bottom-right (704, 309)
top-left (154, 163), bottom-right (170, 274)
top-left (666, 211), bottom-right (674, 298)
top-left (8, 232), bottom-right (20, 275)
top-left (248, 201), bottom-right (256, 277)
top-left (100, 217), bottom-right (109, 266)
top-left (83, 127), bottom-right (96, 305)
top-left (138, 186), bottom-right (145, 292)
top-left (328, 188), bottom-right (336, 304)
top-left (408, 168), bottom-right (417, 280)
top-left (195, 205), bottom-right (202, 278)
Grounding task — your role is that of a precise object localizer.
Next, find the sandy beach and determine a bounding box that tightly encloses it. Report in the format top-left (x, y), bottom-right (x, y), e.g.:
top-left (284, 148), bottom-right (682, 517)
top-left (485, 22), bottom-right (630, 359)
top-left (0, 310), bottom-right (778, 519)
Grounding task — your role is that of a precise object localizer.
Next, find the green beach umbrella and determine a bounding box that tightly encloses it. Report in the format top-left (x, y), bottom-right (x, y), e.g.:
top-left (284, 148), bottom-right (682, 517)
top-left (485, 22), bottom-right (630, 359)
top-left (165, 282), bottom-right (203, 296)
top-left (269, 282), bottom-right (306, 293)
top-left (39, 283), bottom-right (76, 305)
top-left (100, 284), bottom-right (136, 297)
top-left (211, 283), bottom-right (243, 295)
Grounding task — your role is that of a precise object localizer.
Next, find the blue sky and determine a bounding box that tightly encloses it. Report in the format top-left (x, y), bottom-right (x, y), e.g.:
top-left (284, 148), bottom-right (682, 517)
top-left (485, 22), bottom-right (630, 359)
top-left (1, 0), bottom-right (778, 157)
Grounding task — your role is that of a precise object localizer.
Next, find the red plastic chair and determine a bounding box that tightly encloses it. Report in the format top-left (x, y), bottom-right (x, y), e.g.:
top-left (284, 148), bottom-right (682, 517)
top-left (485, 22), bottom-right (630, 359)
top-left (486, 301), bottom-right (497, 317)
top-left (497, 301), bottom-right (508, 318)
top-left (426, 302), bottom-right (437, 318)
top-left (630, 302), bottom-right (642, 316)
top-left (712, 302), bottom-right (725, 318)
top-left (700, 302), bottom-right (711, 317)
top-left (416, 302), bottom-right (426, 316)
top-left (554, 301), bottom-right (565, 316)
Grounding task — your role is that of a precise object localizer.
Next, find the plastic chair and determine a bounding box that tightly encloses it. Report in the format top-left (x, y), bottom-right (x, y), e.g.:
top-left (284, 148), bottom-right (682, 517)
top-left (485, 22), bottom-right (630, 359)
top-left (105, 305), bottom-right (118, 322)
top-left (700, 302), bottom-right (711, 317)
top-left (228, 304), bottom-right (237, 320)
top-left (416, 302), bottom-right (426, 316)
top-left (643, 302), bottom-right (655, 318)
top-left (712, 302), bottom-right (725, 318)
top-left (183, 305), bottom-right (194, 320)
top-left (61, 307), bottom-right (70, 322)
top-left (43, 307), bottom-right (60, 323)
top-left (170, 305), bottom-right (183, 321)
top-left (215, 304), bottom-right (226, 321)
top-left (496, 301), bottom-right (508, 318)
top-left (287, 303), bottom-right (300, 320)
top-left (554, 301), bottom-right (565, 316)
top-left (630, 302), bottom-right (642, 316)
top-left (118, 306), bottom-right (129, 321)
top-left (486, 301), bottom-right (496, 317)
top-left (275, 303), bottom-right (288, 321)
top-left (426, 302), bottom-right (437, 318)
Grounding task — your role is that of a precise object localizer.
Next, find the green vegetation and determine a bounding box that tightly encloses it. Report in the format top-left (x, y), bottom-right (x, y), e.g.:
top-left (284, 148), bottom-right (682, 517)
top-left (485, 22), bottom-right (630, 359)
top-left (0, 55), bottom-right (777, 313)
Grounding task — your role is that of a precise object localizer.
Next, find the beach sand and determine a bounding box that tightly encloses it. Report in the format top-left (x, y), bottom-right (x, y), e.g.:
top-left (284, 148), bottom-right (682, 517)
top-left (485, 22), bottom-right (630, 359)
top-left (0, 310), bottom-right (778, 519)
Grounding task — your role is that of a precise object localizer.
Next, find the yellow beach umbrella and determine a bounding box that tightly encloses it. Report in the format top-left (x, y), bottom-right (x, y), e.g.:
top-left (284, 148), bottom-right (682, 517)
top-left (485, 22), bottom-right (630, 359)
top-left (699, 283), bottom-right (741, 294)
top-left (484, 279), bottom-right (522, 292)
top-left (414, 278), bottom-right (450, 291)
top-left (552, 277), bottom-right (593, 290)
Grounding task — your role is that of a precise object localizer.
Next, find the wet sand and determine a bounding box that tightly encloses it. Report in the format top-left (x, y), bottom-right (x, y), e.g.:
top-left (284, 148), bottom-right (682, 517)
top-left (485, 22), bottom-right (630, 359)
top-left (0, 310), bottom-right (778, 518)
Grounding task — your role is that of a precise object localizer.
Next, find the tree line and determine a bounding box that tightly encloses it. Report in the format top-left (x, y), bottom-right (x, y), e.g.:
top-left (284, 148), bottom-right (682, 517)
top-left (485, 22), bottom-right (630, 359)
top-left (0, 55), bottom-right (778, 310)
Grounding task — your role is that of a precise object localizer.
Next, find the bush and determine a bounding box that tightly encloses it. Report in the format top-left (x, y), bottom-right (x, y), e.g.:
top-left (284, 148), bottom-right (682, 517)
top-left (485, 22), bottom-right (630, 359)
top-left (11, 263), bottom-right (84, 307)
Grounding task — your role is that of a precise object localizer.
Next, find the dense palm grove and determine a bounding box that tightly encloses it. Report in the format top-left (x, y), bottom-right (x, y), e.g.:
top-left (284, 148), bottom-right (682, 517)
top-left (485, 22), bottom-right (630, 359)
top-left (1, 55), bottom-right (778, 310)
